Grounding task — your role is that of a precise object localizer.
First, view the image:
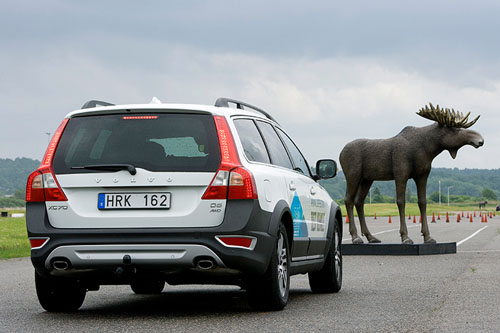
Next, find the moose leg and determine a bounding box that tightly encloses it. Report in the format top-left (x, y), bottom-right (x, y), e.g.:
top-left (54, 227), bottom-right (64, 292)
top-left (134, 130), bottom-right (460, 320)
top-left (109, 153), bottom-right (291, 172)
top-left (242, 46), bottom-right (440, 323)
top-left (345, 178), bottom-right (363, 244)
top-left (395, 179), bottom-right (413, 244)
top-left (354, 180), bottom-right (381, 243)
top-left (415, 176), bottom-right (436, 243)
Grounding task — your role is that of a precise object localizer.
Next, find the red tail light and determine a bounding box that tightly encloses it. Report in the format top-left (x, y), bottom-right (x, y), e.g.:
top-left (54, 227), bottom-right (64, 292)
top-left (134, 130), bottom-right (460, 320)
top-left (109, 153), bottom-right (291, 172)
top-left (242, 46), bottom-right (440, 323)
top-left (202, 116), bottom-right (257, 200)
top-left (26, 119), bottom-right (69, 202)
top-left (227, 167), bottom-right (257, 200)
top-left (26, 170), bottom-right (44, 202)
top-left (213, 115), bottom-right (240, 168)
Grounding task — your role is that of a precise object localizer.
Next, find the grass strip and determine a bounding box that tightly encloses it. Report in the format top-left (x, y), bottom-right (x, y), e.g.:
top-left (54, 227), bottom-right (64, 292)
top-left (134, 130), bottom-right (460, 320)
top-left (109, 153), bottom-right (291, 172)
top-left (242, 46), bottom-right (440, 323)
top-left (0, 217), bottom-right (30, 259)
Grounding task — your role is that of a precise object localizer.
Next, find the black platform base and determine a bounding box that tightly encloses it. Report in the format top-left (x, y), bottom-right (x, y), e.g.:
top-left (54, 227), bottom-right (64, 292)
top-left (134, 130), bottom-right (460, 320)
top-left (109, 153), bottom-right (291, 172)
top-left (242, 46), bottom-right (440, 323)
top-left (343, 242), bottom-right (456, 256)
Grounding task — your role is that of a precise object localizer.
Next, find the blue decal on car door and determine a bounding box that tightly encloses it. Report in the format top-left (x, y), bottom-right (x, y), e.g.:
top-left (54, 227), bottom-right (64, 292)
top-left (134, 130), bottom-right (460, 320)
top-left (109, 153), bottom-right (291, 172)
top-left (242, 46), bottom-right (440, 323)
top-left (291, 192), bottom-right (308, 237)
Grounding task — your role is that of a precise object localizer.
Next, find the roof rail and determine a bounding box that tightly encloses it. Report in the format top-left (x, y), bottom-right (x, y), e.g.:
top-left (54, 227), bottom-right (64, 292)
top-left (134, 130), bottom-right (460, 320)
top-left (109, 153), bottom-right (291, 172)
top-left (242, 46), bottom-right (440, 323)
top-left (81, 100), bottom-right (115, 109)
top-left (214, 97), bottom-right (278, 124)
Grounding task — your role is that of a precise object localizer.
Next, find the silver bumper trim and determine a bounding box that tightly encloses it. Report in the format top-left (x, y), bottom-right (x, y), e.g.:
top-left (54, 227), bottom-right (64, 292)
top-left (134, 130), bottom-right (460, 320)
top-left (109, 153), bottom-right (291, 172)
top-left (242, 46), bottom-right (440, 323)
top-left (45, 244), bottom-right (225, 270)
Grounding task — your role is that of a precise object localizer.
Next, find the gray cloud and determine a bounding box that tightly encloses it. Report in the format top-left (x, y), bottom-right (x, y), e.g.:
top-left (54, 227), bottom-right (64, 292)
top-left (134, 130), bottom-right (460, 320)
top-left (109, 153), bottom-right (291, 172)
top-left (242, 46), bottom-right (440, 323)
top-left (0, 1), bottom-right (498, 169)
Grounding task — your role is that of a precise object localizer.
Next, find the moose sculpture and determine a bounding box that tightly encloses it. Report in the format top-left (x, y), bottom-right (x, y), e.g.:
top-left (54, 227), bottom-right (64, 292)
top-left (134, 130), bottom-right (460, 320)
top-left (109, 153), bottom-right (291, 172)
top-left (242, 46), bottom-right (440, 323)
top-left (340, 104), bottom-right (484, 244)
top-left (478, 201), bottom-right (488, 209)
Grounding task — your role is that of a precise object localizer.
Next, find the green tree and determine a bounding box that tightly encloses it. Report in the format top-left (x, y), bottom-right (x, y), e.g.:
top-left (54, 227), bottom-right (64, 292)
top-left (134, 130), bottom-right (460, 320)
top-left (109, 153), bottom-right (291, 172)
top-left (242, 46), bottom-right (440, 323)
top-left (406, 188), bottom-right (412, 202)
top-left (429, 191), bottom-right (445, 203)
top-left (372, 187), bottom-right (384, 203)
top-left (481, 188), bottom-right (497, 201)
top-left (14, 188), bottom-right (25, 200)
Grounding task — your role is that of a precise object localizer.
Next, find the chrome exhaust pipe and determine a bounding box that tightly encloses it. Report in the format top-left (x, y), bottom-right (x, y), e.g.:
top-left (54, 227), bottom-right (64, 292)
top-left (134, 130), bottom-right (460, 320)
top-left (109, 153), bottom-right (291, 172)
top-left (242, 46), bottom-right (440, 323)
top-left (53, 260), bottom-right (70, 271)
top-left (196, 259), bottom-right (215, 270)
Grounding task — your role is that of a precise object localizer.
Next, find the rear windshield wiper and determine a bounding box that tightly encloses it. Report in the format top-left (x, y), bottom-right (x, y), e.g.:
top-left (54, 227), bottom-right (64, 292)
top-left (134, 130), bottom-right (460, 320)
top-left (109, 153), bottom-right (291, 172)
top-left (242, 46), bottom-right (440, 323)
top-left (71, 164), bottom-right (137, 175)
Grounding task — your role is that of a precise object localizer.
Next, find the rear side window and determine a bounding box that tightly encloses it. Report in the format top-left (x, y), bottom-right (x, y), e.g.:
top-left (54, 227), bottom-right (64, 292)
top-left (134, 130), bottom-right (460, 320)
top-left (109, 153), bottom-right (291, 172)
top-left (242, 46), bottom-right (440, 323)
top-left (276, 128), bottom-right (311, 177)
top-left (255, 121), bottom-right (292, 169)
top-left (233, 119), bottom-right (270, 164)
top-left (53, 113), bottom-right (221, 173)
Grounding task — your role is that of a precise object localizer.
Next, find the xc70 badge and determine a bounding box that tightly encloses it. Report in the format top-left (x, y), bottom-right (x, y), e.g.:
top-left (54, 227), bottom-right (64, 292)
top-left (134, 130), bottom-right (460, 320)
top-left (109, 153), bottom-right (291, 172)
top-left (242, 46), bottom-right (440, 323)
top-left (48, 205), bottom-right (68, 210)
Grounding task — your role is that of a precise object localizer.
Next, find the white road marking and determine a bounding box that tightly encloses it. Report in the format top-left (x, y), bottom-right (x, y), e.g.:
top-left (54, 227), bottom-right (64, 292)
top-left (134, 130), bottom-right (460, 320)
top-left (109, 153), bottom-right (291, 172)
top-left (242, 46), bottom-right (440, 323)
top-left (458, 250), bottom-right (500, 253)
top-left (456, 226), bottom-right (488, 246)
top-left (342, 225), bottom-right (419, 241)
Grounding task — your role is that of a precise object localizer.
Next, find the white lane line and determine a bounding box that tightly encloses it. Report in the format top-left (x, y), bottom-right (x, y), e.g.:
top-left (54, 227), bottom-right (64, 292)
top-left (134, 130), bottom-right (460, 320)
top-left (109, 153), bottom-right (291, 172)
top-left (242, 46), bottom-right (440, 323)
top-left (456, 226), bottom-right (488, 246)
top-left (342, 225), bottom-right (419, 241)
top-left (458, 250), bottom-right (500, 253)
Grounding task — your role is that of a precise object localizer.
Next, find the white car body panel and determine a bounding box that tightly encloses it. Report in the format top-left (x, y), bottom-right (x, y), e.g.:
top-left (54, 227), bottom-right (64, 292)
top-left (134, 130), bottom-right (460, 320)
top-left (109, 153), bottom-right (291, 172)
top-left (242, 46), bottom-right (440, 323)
top-left (49, 170), bottom-right (225, 228)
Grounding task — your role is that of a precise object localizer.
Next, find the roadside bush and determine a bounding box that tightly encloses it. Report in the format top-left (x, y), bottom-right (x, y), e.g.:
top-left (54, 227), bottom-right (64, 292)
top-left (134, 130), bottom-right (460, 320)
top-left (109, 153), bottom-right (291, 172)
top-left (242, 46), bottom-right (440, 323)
top-left (481, 188), bottom-right (497, 201)
top-left (0, 197), bottom-right (25, 208)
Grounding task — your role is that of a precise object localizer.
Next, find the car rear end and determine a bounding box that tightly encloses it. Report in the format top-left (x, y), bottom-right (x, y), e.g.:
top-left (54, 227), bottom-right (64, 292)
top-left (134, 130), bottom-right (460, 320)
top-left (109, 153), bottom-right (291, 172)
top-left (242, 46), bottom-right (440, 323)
top-left (26, 105), bottom-right (276, 288)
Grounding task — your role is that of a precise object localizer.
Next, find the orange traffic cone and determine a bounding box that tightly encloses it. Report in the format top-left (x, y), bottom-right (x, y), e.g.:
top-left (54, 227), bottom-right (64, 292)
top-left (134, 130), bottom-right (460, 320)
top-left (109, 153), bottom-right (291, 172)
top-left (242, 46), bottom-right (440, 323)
top-left (438, 213), bottom-right (441, 220)
top-left (484, 214), bottom-right (488, 223)
top-left (467, 212), bottom-right (469, 218)
top-left (419, 215), bottom-right (422, 223)
top-left (413, 215), bottom-right (416, 223)
top-left (431, 212), bottom-right (436, 223)
top-left (474, 211), bottom-right (476, 217)
top-left (481, 215), bottom-right (484, 223)
top-left (446, 212), bottom-right (450, 223)
top-left (480, 211), bottom-right (482, 217)
top-left (457, 214), bottom-right (460, 223)
top-left (346, 215), bottom-right (349, 224)
top-left (461, 211), bottom-right (464, 217)
top-left (494, 211), bottom-right (496, 217)
top-left (374, 213), bottom-right (377, 220)
top-left (408, 213), bottom-right (411, 220)
top-left (470, 214), bottom-right (473, 223)
top-left (388, 216), bottom-right (392, 223)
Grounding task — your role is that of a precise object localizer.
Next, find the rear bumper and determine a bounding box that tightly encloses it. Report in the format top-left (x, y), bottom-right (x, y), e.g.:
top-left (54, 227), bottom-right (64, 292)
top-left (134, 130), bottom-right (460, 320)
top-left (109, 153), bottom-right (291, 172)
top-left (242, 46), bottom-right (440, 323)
top-left (27, 200), bottom-right (275, 279)
top-left (45, 244), bottom-right (225, 270)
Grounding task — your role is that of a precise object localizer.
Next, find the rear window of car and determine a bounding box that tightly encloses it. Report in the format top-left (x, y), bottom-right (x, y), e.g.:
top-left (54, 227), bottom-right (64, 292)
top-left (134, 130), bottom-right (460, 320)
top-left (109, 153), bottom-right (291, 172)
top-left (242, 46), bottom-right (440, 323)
top-left (53, 113), bottom-right (221, 173)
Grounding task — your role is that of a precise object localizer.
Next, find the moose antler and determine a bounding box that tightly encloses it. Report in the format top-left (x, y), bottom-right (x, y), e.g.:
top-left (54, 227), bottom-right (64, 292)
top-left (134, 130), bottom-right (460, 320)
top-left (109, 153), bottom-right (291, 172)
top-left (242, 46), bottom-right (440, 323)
top-left (417, 103), bottom-right (480, 128)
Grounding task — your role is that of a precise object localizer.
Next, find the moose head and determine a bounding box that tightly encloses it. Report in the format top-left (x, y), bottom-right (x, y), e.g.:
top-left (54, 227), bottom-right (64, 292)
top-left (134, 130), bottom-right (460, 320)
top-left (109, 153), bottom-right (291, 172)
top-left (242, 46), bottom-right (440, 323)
top-left (340, 103), bottom-right (483, 245)
top-left (417, 103), bottom-right (484, 158)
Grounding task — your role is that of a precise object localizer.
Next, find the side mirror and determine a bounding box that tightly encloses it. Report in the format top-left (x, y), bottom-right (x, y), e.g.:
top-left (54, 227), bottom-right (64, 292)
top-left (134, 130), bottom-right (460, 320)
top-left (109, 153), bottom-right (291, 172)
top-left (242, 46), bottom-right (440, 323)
top-left (315, 159), bottom-right (337, 180)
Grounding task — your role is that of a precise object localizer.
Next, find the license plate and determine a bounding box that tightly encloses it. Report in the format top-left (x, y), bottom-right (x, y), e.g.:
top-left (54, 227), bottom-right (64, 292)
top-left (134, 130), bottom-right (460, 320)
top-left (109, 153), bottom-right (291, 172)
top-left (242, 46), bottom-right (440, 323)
top-left (98, 193), bottom-right (171, 210)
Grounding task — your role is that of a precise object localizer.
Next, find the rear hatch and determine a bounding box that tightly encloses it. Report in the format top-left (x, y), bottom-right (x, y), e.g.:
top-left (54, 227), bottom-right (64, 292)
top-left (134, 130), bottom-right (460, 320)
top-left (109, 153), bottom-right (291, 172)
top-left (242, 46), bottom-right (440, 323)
top-left (49, 111), bottom-right (225, 228)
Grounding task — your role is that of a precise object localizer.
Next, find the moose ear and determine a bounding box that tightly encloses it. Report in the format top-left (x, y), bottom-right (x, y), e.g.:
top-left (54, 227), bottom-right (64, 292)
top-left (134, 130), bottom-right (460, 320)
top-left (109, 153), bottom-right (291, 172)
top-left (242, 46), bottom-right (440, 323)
top-left (449, 149), bottom-right (458, 159)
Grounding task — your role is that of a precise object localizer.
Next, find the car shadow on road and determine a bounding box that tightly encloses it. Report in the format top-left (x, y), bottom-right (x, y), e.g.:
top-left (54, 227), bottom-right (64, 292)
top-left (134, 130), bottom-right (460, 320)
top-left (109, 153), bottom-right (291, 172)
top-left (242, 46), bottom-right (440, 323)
top-left (33, 288), bottom-right (318, 318)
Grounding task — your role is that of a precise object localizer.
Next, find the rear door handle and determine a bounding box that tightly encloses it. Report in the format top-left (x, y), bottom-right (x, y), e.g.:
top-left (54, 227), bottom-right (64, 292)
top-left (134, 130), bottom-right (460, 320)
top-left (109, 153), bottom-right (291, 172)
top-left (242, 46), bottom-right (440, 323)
top-left (310, 186), bottom-right (317, 195)
top-left (289, 182), bottom-right (296, 191)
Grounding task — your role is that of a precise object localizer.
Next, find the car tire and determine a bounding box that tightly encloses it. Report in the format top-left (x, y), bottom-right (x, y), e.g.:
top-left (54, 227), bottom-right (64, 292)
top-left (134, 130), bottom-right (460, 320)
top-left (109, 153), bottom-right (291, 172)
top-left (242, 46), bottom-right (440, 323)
top-left (130, 279), bottom-right (165, 294)
top-left (308, 219), bottom-right (342, 293)
top-left (247, 222), bottom-right (290, 311)
top-left (35, 272), bottom-right (86, 312)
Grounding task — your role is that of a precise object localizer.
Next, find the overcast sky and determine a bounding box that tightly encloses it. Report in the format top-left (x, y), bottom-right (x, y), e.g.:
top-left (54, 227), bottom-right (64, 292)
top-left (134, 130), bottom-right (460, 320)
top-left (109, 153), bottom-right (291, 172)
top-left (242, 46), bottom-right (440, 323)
top-left (1, 0), bottom-right (499, 169)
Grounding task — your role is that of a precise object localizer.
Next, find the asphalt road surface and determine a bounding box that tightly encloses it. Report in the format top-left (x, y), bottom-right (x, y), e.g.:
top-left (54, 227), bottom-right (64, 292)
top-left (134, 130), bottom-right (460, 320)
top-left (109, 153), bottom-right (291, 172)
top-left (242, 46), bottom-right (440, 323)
top-left (1, 213), bottom-right (499, 332)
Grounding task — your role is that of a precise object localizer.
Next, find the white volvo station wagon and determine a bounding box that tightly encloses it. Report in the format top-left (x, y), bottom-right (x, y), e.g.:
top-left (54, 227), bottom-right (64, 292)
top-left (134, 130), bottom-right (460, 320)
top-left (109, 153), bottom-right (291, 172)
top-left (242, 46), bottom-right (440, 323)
top-left (26, 97), bottom-right (342, 311)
